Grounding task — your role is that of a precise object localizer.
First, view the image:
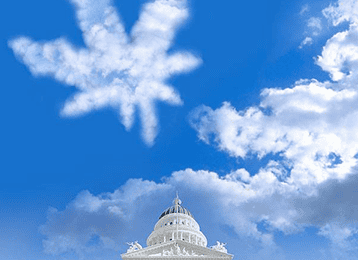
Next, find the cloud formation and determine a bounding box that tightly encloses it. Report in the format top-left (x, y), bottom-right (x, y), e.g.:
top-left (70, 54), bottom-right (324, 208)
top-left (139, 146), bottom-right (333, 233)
top-left (191, 0), bottom-right (358, 191)
top-left (41, 179), bottom-right (172, 259)
top-left (299, 4), bottom-right (310, 16)
top-left (189, 0), bottom-right (358, 254)
top-left (307, 17), bottom-right (322, 33)
top-left (190, 81), bottom-right (358, 188)
top-left (39, 171), bottom-right (289, 259)
top-left (35, 0), bottom-right (358, 259)
top-left (299, 36), bottom-right (313, 48)
top-left (318, 0), bottom-right (358, 82)
top-left (41, 168), bottom-right (358, 259)
top-left (300, 16), bottom-right (323, 48)
top-left (9, 0), bottom-right (201, 145)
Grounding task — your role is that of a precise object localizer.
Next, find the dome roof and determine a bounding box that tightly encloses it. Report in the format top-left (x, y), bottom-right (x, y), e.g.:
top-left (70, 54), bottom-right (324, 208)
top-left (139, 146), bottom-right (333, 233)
top-left (158, 194), bottom-right (193, 219)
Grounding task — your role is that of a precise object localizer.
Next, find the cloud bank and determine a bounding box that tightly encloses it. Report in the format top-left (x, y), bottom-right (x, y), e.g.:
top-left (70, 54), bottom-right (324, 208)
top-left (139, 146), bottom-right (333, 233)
top-left (188, 0), bottom-right (358, 255)
top-left (41, 168), bottom-right (358, 259)
top-left (9, 0), bottom-right (201, 145)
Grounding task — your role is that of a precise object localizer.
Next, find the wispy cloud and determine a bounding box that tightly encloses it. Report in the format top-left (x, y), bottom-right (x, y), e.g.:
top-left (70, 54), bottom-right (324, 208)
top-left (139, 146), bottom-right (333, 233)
top-left (299, 17), bottom-right (322, 48)
top-left (9, 0), bottom-right (201, 145)
top-left (300, 4), bottom-right (310, 15)
top-left (307, 17), bottom-right (322, 34)
top-left (299, 36), bottom-right (313, 48)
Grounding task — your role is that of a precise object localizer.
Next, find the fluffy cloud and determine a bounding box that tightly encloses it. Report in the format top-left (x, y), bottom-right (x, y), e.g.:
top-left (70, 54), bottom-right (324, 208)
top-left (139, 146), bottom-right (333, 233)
top-left (41, 168), bottom-right (358, 259)
top-left (41, 179), bottom-right (172, 259)
top-left (9, 0), bottom-right (201, 145)
top-left (190, 81), bottom-right (358, 188)
top-left (189, 0), bottom-right (358, 254)
top-left (318, 0), bottom-right (358, 82)
top-left (191, 0), bottom-right (358, 187)
top-left (39, 170), bottom-right (288, 259)
top-left (322, 0), bottom-right (358, 26)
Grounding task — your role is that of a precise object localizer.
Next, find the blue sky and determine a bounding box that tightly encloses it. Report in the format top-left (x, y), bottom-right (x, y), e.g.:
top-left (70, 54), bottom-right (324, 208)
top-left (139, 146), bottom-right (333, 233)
top-left (2, 0), bottom-right (358, 259)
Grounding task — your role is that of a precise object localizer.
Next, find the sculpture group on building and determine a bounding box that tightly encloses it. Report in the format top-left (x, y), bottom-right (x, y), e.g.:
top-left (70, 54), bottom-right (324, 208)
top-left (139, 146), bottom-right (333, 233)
top-left (210, 241), bottom-right (228, 253)
top-left (162, 243), bottom-right (199, 256)
top-left (126, 241), bottom-right (143, 253)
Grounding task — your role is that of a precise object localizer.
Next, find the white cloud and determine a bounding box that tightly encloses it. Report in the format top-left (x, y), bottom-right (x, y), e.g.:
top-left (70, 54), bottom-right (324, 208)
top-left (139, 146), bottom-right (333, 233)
top-left (190, 0), bottom-right (358, 191)
top-left (40, 179), bottom-right (172, 259)
top-left (300, 4), bottom-right (310, 15)
top-left (9, 0), bottom-right (201, 145)
top-left (318, 0), bottom-right (358, 82)
top-left (299, 36), bottom-right (313, 48)
top-left (318, 223), bottom-right (356, 249)
top-left (323, 0), bottom-right (358, 26)
top-left (300, 17), bottom-right (322, 48)
top-left (188, 0), bottom-right (358, 255)
top-left (39, 170), bottom-right (288, 259)
top-left (190, 81), bottom-right (358, 188)
top-left (318, 223), bottom-right (358, 259)
top-left (41, 168), bottom-right (358, 259)
top-left (308, 17), bottom-right (322, 33)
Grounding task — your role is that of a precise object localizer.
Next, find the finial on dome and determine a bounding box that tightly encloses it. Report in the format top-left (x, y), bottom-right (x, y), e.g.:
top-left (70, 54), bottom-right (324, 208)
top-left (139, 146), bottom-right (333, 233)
top-left (158, 192), bottom-right (193, 219)
top-left (173, 191), bottom-right (182, 206)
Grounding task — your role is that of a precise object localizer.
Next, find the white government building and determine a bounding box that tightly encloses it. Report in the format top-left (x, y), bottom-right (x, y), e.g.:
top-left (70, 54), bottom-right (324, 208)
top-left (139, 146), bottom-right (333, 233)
top-left (121, 195), bottom-right (233, 260)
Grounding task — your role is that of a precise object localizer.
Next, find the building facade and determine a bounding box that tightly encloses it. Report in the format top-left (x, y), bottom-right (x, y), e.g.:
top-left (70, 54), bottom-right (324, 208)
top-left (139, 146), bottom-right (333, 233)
top-left (121, 195), bottom-right (233, 260)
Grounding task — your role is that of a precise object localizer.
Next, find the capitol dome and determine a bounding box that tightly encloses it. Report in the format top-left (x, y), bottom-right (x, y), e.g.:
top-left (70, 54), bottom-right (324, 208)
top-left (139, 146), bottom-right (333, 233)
top-left (121, 194), bottom-right (232, 260)
top-left (146, 195), bottom-right (207, 247)
top-left (159, 196), bottom-right (193, 219)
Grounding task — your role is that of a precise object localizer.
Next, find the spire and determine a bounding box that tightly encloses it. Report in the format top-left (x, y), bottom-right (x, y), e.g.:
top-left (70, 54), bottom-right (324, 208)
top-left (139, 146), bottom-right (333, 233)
top-left (173, 191), bottom-right (182, 211)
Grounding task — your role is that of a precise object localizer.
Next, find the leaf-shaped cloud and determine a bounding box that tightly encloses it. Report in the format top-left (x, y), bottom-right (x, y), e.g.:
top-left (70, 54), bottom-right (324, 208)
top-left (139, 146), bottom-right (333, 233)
top-left (9, 0), bottom-right (201, 145)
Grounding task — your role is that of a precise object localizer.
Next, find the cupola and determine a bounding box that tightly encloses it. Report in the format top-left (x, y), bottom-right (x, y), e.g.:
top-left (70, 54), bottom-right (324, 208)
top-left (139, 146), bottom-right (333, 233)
top-left (146, 194), bottom-right (207, 247)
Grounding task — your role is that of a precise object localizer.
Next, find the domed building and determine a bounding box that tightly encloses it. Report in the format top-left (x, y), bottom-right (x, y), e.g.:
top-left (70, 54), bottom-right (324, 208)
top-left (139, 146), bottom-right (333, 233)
top-left (121, 195), bottom-right (233, 260)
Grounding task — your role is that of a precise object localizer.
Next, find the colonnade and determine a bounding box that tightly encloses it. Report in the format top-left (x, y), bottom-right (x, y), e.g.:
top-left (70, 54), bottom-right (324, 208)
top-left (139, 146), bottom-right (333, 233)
top-left (148, 230), bottom-right (205, 247)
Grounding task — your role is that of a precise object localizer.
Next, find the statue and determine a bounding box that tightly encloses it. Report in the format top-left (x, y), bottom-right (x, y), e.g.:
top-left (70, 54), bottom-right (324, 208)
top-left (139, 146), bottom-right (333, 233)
top-left (174, 243), bottom-right (181, 255)
top-left (163, 247), bottom-right (174, 256)
top-left (182, 247), bottom-right (188, 256)
top-left (162, 244), bottom-right (200, 256)
top-left (134, 241), bottom-right (142, 249)
top-left (211, 241), bottom-right (227, 253)
top-left (126, 241), bottom-right (143, 253)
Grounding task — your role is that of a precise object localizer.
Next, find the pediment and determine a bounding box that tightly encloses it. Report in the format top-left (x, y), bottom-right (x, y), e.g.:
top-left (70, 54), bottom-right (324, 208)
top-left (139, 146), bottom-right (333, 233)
top-left (121, 240), bottom-right (232, 259)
